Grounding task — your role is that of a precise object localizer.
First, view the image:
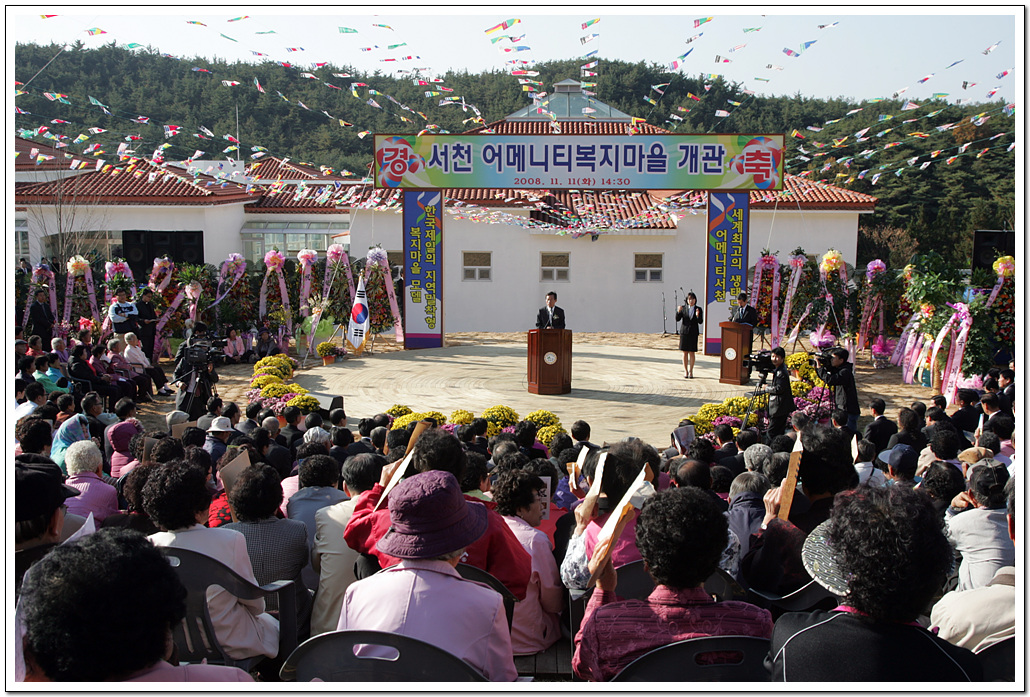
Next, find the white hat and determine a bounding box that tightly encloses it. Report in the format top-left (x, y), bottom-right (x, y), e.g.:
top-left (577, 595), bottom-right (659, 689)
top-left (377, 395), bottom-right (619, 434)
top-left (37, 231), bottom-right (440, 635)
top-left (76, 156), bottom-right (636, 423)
top-left (207, 416), bottom-right (234, 433)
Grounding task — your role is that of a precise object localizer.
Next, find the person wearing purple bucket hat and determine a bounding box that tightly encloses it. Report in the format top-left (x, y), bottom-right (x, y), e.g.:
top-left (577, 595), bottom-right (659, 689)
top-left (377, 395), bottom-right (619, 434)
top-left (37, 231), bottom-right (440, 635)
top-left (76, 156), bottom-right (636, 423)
top-left (336, 470), bottom-right (517, 681)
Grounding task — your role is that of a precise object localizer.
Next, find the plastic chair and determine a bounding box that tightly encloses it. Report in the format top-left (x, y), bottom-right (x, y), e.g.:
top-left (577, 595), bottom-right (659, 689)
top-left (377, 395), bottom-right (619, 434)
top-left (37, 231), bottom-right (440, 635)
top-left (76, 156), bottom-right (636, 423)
top-left (160, 546), bottom-right (298, 670)
top-left (613, 559), bottom-right (655, 601)
top-left (611, 635), bottom-right (772, 682)
top-left (704, 568), bottom-right (748, 602)
top-left (456, 563), bottom-right (518, 632)
top-left (976, 637), bottom-right (1015, 682)
top-left (746, 579), bottom-right (838, 614)
top-left (279, 630), bottom-right (488, 682)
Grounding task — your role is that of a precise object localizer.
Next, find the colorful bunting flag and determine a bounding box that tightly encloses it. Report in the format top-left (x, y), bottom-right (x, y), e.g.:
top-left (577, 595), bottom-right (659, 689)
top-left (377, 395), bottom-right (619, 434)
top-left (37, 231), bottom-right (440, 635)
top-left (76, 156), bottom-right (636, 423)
top-left (694, 17), bottom-right (712, 28)
top-left (818, 22), bottom-right (839, 29)
top-left (582, 18), bottom-right (601, 29)
top-left (580, 34), bottom-right (599, 44)
top-left (982, 41), bottom-right (1001, 54)
top-left (220, 34), bottom-right (238, 42)
top-left (221, 80), bottom-right (240, 87)
top-left (685, 33), bottom-right (703, 44)
top-left (485, 18), bottom-right (521, 35)
top-left (372, 23), bottom-right (393, 30)
top-left (714, 109), bottom-right (730, 117)
top-left (800, 40), bottom-right (817, 51)
top-left (85, 27), bottom-right (106, 35)
top-left (254, 77), bottom-right (265, 93)
top-left (228, 16), bottom-right (249, 22)
top-left (783, 48), bottom-right (799, 57)
top-left (339, 27), bottom-right (358, 33)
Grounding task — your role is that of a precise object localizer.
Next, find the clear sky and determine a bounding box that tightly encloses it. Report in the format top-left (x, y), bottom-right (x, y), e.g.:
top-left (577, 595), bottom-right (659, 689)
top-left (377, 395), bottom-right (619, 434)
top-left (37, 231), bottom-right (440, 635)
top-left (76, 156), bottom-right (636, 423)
top-left (9, 6), bottom-right (1021, 110)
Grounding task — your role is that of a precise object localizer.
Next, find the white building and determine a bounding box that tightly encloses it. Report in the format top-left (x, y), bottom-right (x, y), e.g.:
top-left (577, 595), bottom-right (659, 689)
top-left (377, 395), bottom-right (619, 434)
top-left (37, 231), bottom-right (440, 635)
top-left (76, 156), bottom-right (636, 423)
top-left (15, 81), bottom-right (876, 334)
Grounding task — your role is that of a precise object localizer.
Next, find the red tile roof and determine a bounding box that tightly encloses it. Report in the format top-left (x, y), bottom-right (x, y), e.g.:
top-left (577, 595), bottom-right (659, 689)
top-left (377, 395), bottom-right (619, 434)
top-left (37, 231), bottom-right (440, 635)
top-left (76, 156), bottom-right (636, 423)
top-left (470, 119), bottom-right (672, 136)
top-left (246, 157), bottom-right (356, 181)
top-left (14, 136), bottom-right (99, 172)
top-left (15, 157), bottom-right (261, 206)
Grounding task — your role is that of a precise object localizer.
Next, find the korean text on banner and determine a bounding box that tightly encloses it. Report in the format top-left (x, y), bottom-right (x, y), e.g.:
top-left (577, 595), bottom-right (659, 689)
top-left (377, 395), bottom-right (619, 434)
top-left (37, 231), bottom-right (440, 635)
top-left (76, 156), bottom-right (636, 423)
top-left (704, 191), bottom-right (750, 355)
top-left (403, 191), bottom-right (444, 348)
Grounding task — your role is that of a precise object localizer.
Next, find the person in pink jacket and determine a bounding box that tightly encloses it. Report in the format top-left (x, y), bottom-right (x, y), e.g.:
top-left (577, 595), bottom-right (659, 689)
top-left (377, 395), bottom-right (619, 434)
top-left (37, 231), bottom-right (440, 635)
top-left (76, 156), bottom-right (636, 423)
top-left (337, 470), bottom-right (518, 681)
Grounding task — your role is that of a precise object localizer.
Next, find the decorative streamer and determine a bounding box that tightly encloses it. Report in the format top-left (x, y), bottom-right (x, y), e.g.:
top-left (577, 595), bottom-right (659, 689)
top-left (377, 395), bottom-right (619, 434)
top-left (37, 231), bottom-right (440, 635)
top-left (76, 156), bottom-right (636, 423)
top-left (325, 243), bottom-right (356, 302)
top-left (747, 253), bottom-right (780, 346)
top-left (184, 281), bottom-right (203, 325)
top-left (786, 302), bottom-right (813, 346)
top-left (985, 255), bottom-right (1014, 307)
top-left (258, 249), bottom-right (292, 349)
top-left (99, 259), bottom-right (136, 339)
top-left (940, 303), bottom-right (973, 404)
top-left (856, 259), bottom-right (886, 352)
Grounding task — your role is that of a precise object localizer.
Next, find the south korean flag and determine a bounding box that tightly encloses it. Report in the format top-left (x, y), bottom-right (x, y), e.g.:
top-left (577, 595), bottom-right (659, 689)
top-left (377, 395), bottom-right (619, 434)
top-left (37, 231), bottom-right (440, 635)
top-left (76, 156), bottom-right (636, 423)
top-left (346, 275), bottom-right (370, 355)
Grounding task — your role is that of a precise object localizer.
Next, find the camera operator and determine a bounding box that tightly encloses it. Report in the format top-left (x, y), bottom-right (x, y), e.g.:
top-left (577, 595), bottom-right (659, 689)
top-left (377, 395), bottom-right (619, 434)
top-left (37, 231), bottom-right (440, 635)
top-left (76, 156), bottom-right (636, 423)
top-left (763, 347), bottom-right (795, 441)
top-left (172, 321), bottom-right (220, 420)
top-left (817, 347), bottom-right (860, 432)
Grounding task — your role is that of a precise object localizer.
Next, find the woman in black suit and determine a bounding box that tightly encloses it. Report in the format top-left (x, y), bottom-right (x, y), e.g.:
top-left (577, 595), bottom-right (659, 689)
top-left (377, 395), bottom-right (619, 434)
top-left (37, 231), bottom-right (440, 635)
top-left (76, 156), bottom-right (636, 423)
top-left (675, 292), bottom-right (703, 379)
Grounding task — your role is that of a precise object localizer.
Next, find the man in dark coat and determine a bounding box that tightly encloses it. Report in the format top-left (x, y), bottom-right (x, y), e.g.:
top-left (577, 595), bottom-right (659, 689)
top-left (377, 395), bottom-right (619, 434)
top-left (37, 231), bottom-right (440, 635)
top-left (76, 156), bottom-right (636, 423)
top-left (134, 287), bottom-right (160, 363)
top-left (818, 347), bottom-right (860, 432)
top-left (764, 347), bottom-right (796, 440)
top-left (863, 398), bottom-right (898, 452)
top-left (27, 289), bottom-right (56, 351)
top-left (535, 291), bottom-right (566, 329)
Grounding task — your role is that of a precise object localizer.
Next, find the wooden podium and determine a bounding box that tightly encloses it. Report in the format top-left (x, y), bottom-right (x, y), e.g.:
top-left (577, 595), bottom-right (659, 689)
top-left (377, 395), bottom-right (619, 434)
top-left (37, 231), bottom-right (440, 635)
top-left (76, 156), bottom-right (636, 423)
top-left (527, 329), bottom-right (572, 395)
top-left (719, 321), bottom-right (752, 385)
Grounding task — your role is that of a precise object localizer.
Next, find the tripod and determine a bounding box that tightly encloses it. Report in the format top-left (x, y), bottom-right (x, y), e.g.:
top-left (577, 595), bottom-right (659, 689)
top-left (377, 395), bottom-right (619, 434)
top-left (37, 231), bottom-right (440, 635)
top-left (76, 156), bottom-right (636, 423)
top-left (176, 363), bottom-right (217, 419)
top-left (741, 370), bottom-right (771, 438)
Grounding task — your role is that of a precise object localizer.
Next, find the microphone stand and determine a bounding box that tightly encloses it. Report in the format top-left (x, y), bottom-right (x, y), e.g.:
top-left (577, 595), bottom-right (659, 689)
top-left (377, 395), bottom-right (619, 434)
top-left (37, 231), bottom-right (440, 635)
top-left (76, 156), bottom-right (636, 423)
top-left (662, 291), bottom-right (672, 335)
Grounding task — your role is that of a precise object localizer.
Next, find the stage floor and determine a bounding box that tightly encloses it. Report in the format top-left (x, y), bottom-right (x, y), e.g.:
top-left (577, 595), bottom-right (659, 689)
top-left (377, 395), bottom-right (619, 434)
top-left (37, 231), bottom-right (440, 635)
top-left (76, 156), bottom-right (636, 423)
top-left (293, 341), bottom-right (758, 447)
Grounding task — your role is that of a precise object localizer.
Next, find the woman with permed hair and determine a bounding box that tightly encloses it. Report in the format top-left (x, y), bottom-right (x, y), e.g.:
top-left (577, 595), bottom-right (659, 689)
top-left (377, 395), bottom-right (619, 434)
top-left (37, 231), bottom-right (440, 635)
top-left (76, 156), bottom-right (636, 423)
top-left (768, 485), bottom-right (982, 681)
top-left (19, 528), bottom-right (252, 682)
top-left (143, 460), bottom-right (280, 662)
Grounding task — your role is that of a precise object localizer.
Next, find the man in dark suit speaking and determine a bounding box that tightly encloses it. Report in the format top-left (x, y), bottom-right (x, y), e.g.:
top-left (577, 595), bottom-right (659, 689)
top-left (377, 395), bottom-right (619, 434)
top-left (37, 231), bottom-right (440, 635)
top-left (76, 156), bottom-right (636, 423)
top-left (729, 292), bottom-right (758, 325)
top-left (536, 291), bottom-right (566, 329)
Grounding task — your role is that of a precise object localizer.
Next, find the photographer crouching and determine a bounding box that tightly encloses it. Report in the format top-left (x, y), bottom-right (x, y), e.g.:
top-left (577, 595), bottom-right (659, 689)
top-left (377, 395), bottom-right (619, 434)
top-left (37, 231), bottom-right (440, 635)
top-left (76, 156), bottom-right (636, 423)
top-left (763, 347), bottom-right (795, 440)
top-left (172, 322), bottom-right (224, 420)
top-left (815, 347), bottom-right (860, 432)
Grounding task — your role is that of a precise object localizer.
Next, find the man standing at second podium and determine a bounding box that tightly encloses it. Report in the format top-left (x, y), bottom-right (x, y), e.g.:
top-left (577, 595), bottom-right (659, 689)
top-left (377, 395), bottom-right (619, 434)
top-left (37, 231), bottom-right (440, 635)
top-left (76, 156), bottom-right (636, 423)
top-left (536, 291), bottom-right (566, 329)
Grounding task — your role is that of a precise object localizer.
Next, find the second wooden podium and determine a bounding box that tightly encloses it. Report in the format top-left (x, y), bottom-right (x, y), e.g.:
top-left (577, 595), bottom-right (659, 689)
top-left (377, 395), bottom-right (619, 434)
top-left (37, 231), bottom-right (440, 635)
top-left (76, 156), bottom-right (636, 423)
top-left (527, 329), bottom-right (572, 395)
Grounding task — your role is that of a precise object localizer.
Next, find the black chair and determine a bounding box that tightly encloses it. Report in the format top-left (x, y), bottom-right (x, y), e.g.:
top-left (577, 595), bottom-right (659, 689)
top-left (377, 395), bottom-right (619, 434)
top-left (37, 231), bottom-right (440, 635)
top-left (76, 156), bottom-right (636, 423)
top-left (456, 563), bottom-right (518, 632)
top-left (746, 579), bottom-right (838, 615)
top-left (976, 637), bottom-right (1015, 682)
top-left (613, 559), bottom-right (655, 601)
top-left (611, 635), bottom-right (772, 682)
top-left (278, 630), bottom-right (487, 682)
top-left (160, 547), bottom-right (298, 670)
top-left (704, 568), bottom-right (747, 602)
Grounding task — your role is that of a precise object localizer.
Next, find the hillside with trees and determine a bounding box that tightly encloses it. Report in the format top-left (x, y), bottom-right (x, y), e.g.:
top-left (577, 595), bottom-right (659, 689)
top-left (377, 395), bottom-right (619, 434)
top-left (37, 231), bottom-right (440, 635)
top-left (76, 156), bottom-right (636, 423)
top-left (14, 42), bottom-right (1014, 267)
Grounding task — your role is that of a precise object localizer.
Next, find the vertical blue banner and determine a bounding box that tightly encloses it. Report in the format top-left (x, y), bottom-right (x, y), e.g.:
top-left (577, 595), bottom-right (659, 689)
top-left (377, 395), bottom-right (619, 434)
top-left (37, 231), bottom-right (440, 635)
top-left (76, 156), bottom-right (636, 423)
top-left (704, 192), bottom-right (749, 355)
top-left (403, 191), bottom-right (444, 349)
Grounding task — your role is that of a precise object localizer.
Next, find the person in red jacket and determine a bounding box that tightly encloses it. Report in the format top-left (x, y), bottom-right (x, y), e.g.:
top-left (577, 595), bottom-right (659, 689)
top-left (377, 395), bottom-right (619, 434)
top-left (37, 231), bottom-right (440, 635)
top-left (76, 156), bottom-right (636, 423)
top-left (344, 427), bottom-right (532, 600)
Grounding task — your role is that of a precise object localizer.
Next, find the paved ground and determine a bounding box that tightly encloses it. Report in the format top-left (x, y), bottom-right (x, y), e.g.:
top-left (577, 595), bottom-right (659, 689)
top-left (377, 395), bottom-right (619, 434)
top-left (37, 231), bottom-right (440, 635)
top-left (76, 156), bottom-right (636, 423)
top-left (289, 340), bottom-right (759, 446)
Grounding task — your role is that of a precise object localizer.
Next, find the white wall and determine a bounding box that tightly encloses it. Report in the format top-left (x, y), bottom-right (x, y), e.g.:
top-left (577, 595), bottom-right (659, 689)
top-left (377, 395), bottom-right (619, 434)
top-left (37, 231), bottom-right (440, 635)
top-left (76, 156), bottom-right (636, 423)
top-left (347, 206), bottom-right (865, 333)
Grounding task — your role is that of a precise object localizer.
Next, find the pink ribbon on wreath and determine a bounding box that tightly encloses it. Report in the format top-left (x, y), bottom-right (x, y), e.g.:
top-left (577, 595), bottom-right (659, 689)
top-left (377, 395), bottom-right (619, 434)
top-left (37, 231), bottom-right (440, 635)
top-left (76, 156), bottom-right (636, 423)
top-left (22, 265), bottom-right (58, 329)
top-left (297, 249), bottom-right (318, 317)
top-left (209, 254), bottom-right (247, 309)
top-left (747, 254), bottom-right (780, 345)
top-left (149, 257), bottom-right (174, 292)
top-left (258, 269), bottom-right (293, 334)
top-left (153, 287), bottom-right (188, 359)
top-left (770, 262), bottom-right (781, 348)
top-left (941, 305), bottom-right (973, 405)
top-left (366, 249), bottom-right (404, 342)
top-left (62, 272), bottom-right (78, 327)
top-left (985, 273), bottom-right (1005, 308)
top-left (99, 261), bottom-right (137, 340)
top-left (82, 268), bottom-right (102, 329)
top-left (324, 245), bottom-right (356, 303)
top-left (778, 255), bottom-right (806, 347)
top-left (891, 314), bottom-right (920, 365)
top-left (786, 302), bottom-right (813, 345)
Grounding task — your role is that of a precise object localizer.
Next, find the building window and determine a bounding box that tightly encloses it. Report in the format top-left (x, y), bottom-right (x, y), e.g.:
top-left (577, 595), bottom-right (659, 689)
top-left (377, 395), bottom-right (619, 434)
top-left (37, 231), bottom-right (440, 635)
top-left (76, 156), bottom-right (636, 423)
top-left (15, 219), bottom-right (29, 258)
top-left (462, 252), bottom-right (491, 281)
top-left (634, 253), bottom-right (663, 282)
top-left (240, 218), bottom-right (349, 264)
top-left (541, 252), bottom-right (570, 282)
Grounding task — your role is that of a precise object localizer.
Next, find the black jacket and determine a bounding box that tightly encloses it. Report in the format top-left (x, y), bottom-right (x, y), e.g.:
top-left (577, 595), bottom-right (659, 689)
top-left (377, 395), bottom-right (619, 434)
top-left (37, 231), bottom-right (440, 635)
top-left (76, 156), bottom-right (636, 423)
top-left (818, 363), bottom-right (860, 415)
top-left (765, 365), bottom-right (796, 418)
top-left (862, 415), bottom-right (898, 452)
top-left (730, 304), bottom-right (758, 325)
top-left (536, 306), bottom-right (566, 329)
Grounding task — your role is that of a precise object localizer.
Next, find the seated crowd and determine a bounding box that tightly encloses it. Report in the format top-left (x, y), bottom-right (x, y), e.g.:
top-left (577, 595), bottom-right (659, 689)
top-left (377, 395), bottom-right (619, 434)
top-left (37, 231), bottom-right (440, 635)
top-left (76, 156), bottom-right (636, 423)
top-left (12, 362), bottom-right (1018, 682)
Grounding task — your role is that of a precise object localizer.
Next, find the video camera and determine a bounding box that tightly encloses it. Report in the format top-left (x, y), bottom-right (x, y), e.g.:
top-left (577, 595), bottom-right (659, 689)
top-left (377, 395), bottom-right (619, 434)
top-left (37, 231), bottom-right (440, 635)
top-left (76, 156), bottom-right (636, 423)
top-left (744, 351), bottom-right (775, 375)
top-left (185, 338), bottom-right (227, 367)
top-left (808, 350), bottom-right (835, 370)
